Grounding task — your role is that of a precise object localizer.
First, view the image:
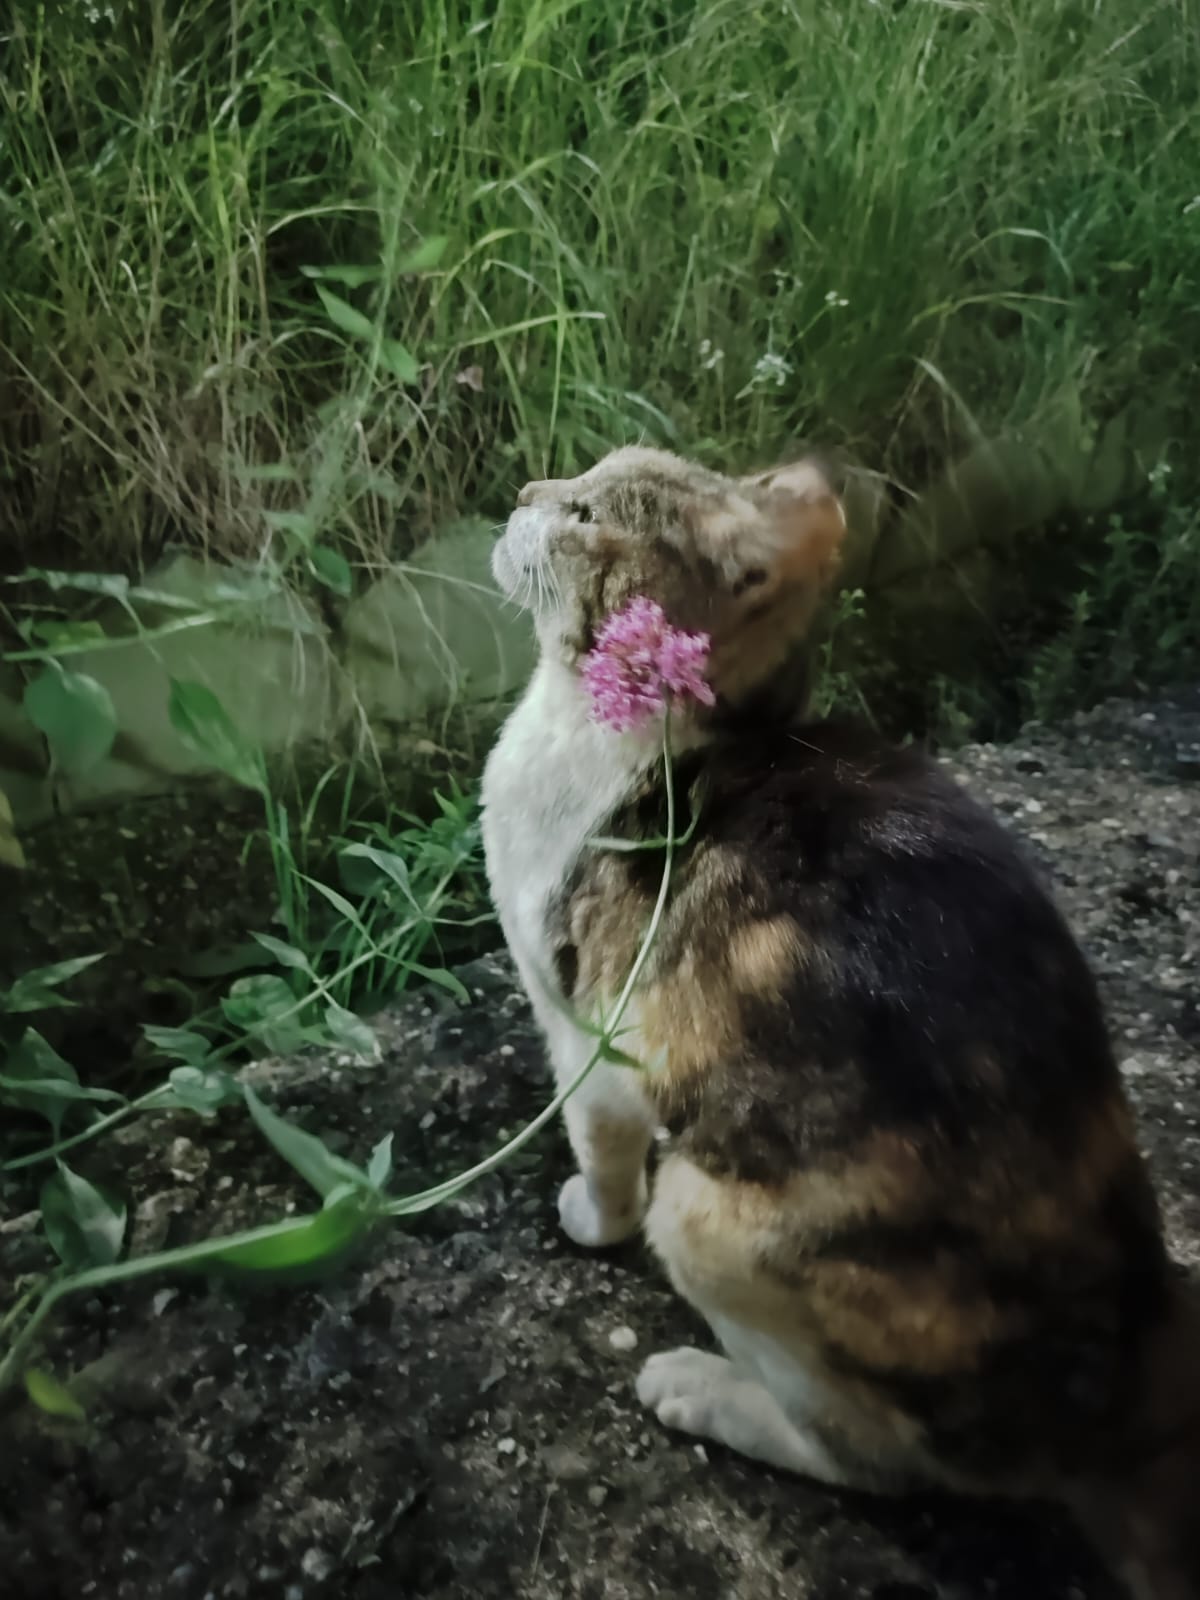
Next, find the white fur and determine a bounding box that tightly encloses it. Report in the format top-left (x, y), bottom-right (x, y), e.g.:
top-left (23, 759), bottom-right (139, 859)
top-left (635, 1346), bottom-right (848, 1481)
top-left (481, 656), bottom-right (660, 1242)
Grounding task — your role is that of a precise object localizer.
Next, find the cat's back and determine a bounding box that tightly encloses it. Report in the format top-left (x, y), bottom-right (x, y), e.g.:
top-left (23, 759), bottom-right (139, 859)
top-left (657, 716), bottom-right (1125, 1149)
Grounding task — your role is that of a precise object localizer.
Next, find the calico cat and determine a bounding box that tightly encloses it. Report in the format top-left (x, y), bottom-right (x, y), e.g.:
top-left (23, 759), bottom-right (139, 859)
top-left (480, 446), bottom-right (1200, 1599)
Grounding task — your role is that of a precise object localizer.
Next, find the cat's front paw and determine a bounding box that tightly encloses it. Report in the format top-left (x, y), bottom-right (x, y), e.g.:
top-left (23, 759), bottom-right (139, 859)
top-left (557, 1172), bottom-right (645, 1248)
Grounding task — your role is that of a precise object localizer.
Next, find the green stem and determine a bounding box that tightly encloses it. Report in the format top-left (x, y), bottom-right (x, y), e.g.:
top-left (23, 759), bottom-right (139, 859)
top-left (387, 714), bottom-right (678, 1216)
top-left (0, 1208), bottom-right (341, 1397)
top-left (2, 1088), bottom-right (170, 1173)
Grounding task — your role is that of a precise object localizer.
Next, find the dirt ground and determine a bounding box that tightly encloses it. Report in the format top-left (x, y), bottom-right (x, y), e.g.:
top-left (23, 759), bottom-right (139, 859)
top-left (2, 692), bottom-right (1198, 1600)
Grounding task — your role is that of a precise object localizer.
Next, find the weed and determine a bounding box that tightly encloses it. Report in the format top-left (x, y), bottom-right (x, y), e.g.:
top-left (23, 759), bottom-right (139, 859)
top-left (1023, 471), bottom-right (1200, 722)
top-left (2, 0), bottom-right (1196, 580)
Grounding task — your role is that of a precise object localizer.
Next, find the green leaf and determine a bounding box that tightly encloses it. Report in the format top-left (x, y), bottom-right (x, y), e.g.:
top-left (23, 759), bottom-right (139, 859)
top-left (141, 1024), bottom-right (215, 1067)
top-left (304, 877), bottom-right (369, 930)
top-left (0, 784), bottom-right (25, 871)
top-left (398, 235), bottom-right (449, 274)
top-left (221, 974), bottom-right (307, 1053)
top-left (379, 339), bottom-right (420, 384)
top-left (4, 953), bottom-right (103, 1012)
top-left (40, 1162), bottom-right (127, 1269)
top-left (323, 1001), bottom-right (377, 1061)
top-left (407, 963), bottom-right (471, 1004)
top-left (367, 1133), bottom-right (393, 1190)
top-left (243, 1086), bottom-right (366, 1199)
top-left (29, 619), bottom-right (108, 650)
top-left (25, 1368), bottom-right (86, 1421)
top-left (300, 263), bottom-right (382, 288)
top-left (315, 285), bottom-right (375, 341)
top-left (339, 842), bottom-right (412, 898)
top-left (308, 545), bottom-right (353, 597)
top-left (159, 1065), bottom-right (240, 1115)
top-left (167, 679), bottom-right (266, 792)
top-left (251, 932), bottom-right (314, 975)
top-left (0, 1028), bottom-right (124, 1134)
top-left (199, 1191), bottom-right (375, 1277)
top-left (23, 668), bottom-right (117, 774)
top-left (238, 461), bottom-right (300, 483)
top-left (263, 509), bottom-right (317, 547)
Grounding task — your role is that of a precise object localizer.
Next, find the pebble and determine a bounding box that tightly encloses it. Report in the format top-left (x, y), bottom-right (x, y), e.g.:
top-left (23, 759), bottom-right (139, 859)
top-left (608, 1325), bottom-right (638, 1352)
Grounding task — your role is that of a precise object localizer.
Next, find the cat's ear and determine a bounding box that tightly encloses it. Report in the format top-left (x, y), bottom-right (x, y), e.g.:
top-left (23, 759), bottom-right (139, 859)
top-left (738, 459), bottom-right (846, 590)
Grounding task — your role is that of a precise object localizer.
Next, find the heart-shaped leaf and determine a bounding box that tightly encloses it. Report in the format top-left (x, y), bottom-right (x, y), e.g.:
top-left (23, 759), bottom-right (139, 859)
top-left (221, 974), bottom-right (307, 1054)
top-left (1, 1029), bottom-right (125, 1134)
top-left (308, 545), bottom-right (353, 597)
top-left (141, 1024), bottom-right (216, 1068)
top-left (160, 1066), bottom-right (241, 1115)
top-left (23, 668), bottom-right (117, 774)
top-left (40, 1162), bottom-right (127, 1269)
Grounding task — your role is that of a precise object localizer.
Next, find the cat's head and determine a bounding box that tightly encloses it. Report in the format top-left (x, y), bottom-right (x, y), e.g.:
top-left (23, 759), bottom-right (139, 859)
top-left (492, 446), bottom-right (845, 706)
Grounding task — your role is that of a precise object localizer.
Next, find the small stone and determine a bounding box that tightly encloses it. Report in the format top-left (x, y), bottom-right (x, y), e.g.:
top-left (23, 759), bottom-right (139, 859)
top-left (497, 1436), bottom-right (517, 1455)
top-left (587, 1485), bottom-right (608, 1507)
top-left (608, 1325), bottom-right (638, 1353)
top-left (301, 1547), bottom-right (334, 1582)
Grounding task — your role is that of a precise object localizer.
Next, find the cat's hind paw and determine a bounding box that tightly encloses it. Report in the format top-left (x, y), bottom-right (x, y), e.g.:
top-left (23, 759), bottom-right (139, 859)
top-left (636, 1347), bottom-right (736, 1435)
top-left (636, 1345), bottom-right (847, 1482)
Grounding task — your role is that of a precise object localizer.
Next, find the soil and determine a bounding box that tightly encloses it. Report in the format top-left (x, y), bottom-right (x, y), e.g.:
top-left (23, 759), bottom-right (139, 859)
top-left (2, 691), bottom-right (1199, 1600)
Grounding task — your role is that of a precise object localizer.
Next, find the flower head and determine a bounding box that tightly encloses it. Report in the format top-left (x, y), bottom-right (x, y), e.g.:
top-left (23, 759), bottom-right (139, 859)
top-left (581, 596), bottom-right (715, 732)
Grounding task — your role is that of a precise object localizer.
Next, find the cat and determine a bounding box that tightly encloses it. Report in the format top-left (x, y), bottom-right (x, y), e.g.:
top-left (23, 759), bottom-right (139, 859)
top-left (479, 445), bottom-right (1200, 1600)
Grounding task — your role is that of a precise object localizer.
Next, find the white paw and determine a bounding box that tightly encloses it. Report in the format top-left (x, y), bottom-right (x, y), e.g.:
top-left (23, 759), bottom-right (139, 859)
top-left (557, 1172), bottom-right (645, 1248)
top-left (635, 1347), bottom-right (735, 1437)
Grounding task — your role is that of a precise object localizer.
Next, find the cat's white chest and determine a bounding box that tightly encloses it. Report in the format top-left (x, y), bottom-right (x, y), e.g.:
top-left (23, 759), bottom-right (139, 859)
top-left (481, 662), bottom-right (644, 1003)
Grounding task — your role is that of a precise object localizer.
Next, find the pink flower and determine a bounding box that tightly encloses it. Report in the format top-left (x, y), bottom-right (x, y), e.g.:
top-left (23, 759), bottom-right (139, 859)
top-left (581, 596), bottom-right (715, 731)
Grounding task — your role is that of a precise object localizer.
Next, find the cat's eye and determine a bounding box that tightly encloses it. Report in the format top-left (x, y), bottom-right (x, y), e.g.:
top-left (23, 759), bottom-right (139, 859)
top-left (566, 499), bottom-right (596, 522)
top-left (732, 566), bottom-right (768, 597)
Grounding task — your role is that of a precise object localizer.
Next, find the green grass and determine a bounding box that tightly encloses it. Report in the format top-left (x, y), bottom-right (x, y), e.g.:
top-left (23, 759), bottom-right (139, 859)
top-left (2, 0), bottom-right (1197, 584)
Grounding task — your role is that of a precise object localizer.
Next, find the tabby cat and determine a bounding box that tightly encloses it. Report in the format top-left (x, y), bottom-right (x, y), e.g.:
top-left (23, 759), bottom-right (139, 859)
top-left (480, 446), bottom-right (1200, 1599)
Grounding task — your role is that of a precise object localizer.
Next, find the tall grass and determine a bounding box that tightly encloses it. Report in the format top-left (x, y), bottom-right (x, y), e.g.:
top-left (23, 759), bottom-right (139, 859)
top-left (2, 0), bottom-right (1196, 575)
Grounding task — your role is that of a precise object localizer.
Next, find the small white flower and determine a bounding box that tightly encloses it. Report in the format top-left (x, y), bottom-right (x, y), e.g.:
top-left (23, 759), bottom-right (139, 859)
top-left (751, 351), bottom-right (792, 389)
top-left (698, 338), bottom-right (725, 371)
